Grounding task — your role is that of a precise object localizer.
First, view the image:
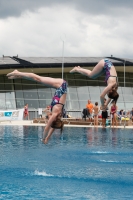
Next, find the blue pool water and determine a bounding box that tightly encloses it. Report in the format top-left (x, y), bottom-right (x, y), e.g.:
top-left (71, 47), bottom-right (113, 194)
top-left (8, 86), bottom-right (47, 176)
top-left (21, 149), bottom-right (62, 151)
top-left (0, 126), bottom-right (133, 199)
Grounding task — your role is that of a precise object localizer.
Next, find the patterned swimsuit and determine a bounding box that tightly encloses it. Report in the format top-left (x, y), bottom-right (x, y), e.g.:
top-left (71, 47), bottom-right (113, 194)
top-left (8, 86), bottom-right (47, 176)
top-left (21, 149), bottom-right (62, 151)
top-left (103, 58), bottom-right (118, 86)
top-left (103, 58), bottom-right (114, 82)
top-left (51, 81), bottom-right (67, 111)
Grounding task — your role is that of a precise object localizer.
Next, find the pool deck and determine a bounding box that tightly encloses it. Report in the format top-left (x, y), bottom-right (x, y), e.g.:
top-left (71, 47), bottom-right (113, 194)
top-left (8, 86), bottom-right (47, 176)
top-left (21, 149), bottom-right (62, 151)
top-left (0, 120), bottom-right (133, 129)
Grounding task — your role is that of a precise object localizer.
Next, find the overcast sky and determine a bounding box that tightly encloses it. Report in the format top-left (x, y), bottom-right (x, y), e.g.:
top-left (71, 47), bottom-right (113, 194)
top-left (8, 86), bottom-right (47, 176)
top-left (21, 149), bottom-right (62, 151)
top-left (0, 0), bottom-right (133, 58)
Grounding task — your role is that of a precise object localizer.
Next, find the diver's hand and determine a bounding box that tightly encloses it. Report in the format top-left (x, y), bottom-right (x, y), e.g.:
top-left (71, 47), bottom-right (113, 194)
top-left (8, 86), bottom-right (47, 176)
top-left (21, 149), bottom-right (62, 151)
top-left (100, 105), bottom-right (107, 111)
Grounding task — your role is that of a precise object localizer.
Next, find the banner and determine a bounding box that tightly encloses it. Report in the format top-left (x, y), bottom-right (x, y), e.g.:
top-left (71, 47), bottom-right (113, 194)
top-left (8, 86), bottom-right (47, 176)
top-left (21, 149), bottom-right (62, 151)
top-left (0, 109), bottom-right (24, 121)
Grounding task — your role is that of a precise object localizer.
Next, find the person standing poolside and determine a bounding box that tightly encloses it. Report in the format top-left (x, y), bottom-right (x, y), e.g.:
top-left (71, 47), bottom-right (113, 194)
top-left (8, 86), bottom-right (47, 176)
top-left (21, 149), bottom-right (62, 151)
top-left (86, 100), bottom-right (94, 122)
top-left (7, 70), bottom-right (67, 144)
top-left (24, 103), bottom-right (29, 120)
top-left (110, 100), bottom-right (118, 128)
top-left (93, 102), bottom-right (100, 126)
top-left (70, 58), bottom-right (119, 109)
top-left (101, 98), bottom-right (108, 128)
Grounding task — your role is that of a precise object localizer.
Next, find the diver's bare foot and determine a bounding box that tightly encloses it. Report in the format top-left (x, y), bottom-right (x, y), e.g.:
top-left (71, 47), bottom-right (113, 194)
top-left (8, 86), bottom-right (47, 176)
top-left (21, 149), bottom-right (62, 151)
top-left (70, 66), bottom-right (81, 73)
top-left (7, 69), bottom-right (19, 77)
top-left (7, 70), bottom-right (21, 79)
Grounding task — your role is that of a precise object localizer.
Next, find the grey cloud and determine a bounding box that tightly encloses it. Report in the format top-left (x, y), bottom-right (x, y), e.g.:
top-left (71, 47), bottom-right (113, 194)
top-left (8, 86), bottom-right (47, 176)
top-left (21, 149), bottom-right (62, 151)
top-left (0, 0), bottom-right (68, 19)
top-left (1, 0), bottom-right (133, 19)
top-left (0, 0), bottom-right (133, 59)
top-left (74, 0), bottom-right (133, 16)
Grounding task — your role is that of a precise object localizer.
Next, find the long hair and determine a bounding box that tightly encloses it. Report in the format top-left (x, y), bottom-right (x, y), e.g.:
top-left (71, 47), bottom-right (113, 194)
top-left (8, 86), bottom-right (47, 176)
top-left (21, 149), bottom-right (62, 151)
top-left (51, 119), bottom-right (64, 133)
top-left (108, 90), bottom-right (119, 103)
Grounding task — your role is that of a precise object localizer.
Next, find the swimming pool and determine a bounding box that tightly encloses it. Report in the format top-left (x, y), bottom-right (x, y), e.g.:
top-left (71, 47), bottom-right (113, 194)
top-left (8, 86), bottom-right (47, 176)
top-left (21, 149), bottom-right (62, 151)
top-left (0, 126), bottom-right (133, 199)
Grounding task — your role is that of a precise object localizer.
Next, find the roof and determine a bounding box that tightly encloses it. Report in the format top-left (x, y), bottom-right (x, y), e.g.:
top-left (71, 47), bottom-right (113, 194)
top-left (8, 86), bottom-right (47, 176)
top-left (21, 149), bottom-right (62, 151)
top-left (0, 56), bottom-right (133, 70)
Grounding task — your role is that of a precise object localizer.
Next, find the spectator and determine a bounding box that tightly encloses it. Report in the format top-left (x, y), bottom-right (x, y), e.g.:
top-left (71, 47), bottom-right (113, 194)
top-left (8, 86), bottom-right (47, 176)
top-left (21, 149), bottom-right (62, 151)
top-left (82, 108), bottom-right (89, 121)
top-left (24, 103), bottom-right (29, 120)
top-left (117, 109), bottom-right (124, 124)
top-left (130, 108), bottom-right (133, 122)
top-left (101, 98), bottom-right (108, 128)
top-left (126, 110), bottom-right (131, 119)
top-left (86, 100), bottom-right (94, 122)
top-left (66, 114), bottom-right (72, 118)
top-left (93, 102), bottom-right (100, 126)
top-left (110, 100), bottom-right (118, 127)
top-left (62, 108), bottom-right (67, 118)
top-left (118, 109), bottom-right (124, 117)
